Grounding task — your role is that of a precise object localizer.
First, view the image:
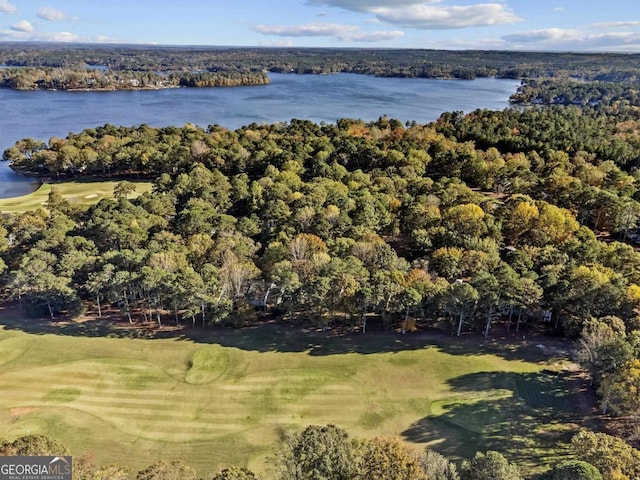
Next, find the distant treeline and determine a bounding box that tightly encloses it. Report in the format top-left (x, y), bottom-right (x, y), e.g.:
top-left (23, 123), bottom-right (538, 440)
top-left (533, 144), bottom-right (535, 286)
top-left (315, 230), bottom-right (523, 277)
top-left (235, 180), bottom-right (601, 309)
top-left (510, 78), bottom-right (640, 109)
top-left (0, 67), bottom-right (270, 91)
top-left (1, 43), bottom-right (640, 81)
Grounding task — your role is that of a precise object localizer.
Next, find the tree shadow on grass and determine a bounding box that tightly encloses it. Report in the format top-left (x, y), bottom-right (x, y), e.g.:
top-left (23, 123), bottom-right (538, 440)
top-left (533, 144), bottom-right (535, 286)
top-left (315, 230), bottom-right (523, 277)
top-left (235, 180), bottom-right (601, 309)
top-left (402, 370), bottom-right (594, 473)
top-left (179, 321), bottom-right (575, 364)
top-left (0, 304), bottom-right (573, 362)
top-left (0, 306), bottom-right (184, 339)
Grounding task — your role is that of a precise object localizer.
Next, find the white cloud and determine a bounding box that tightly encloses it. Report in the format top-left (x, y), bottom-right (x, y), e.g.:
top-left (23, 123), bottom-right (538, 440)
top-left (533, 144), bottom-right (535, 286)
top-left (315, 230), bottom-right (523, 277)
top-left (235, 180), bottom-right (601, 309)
top-left (591, 21), bottom-right (640, 29)
top-left (307, 0), bottom-right (437, 12)
top-left (0, 0), bottom-right (16, 14)
top-left (504, 27), bottom-right (580, 43)
top-left (370, 3), bottom-right (521, 29)
top-left (417, 26), bottom-right (640, 52)
top-left (307, 0), bottom-right (519, 29)
top-left (10, 20), bottom-right (33, 32)
top-left (260, 39), bottom-right (297, 47)
top-left (349, 30), bottom-right (404, 41)
top-left (502, 27), bottom-right (640, 51)
top-left (0, 29), bottom-right (116, 43)
top-left (553, 7), bottom-right (565, 13)
top-left (43, 31), bottom-right (76, 42)
top-left (254, 22), bottom-right (404, 42)
top-left (254, 22), bottom-right (359, 37)
top-left (37, 6), bottom-right (75, 21)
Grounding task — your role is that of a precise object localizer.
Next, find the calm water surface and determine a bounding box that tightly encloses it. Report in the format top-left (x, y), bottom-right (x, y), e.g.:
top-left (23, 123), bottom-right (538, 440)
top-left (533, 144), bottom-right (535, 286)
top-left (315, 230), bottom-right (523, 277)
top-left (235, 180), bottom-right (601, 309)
top-left (0, 73), bottom-right (520, 197)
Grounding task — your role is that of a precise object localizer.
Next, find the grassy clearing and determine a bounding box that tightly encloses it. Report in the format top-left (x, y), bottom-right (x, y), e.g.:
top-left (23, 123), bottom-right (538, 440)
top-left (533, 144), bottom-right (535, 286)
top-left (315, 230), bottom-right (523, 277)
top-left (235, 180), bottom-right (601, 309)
top-left (0, 178), bottom-right (153, 213)
top-left (0, 312), bottom-right (589, 477)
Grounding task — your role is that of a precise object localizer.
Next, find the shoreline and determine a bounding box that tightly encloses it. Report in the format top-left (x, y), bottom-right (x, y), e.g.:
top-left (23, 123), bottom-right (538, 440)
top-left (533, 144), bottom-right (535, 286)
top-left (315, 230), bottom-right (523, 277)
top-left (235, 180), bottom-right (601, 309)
top-left (0, 72), bottom-right (515, 92)
top-left (0, 82), bottom-right (271, 92)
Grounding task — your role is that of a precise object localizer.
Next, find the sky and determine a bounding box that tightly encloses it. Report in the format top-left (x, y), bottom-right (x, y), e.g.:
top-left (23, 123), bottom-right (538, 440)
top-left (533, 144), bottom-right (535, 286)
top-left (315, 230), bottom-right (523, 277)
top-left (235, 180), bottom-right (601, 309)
top-left (0, 1), bottom-right (639, 52)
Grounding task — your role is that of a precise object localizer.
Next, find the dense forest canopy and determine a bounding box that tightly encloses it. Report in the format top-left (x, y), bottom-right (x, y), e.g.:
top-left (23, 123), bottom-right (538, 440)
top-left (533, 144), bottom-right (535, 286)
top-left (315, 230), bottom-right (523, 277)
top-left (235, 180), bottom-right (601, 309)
top-left (1, 44), bottom-right (640, 81)
top-left (509, 78), bottom-right (640, 111)
top-left (3, 107), bottom-right (640, 338)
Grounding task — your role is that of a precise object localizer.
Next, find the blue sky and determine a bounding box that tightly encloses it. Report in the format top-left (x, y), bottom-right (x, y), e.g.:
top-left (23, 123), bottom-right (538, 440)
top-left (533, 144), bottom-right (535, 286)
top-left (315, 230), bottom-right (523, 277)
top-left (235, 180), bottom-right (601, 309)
top-left (0, 0), bottom-right (639, 51)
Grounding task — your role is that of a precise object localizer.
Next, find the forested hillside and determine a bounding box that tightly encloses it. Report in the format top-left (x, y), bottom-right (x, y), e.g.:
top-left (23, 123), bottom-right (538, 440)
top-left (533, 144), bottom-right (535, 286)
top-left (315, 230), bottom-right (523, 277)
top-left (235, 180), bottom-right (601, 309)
top-left (1, 44), bottom-right (639, 80)
top-left (0, 67), bottom-right (270, 91)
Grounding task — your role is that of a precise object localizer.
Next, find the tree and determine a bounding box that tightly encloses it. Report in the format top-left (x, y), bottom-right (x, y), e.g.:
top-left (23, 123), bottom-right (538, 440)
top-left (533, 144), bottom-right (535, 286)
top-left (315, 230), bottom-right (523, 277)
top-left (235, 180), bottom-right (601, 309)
top-left (85, 263), bottom-right (115, 318)
top-left (460, 451), bottom-right (522, 480)
top-left (443, 203), bottom-right (487, 243)
top-left (615, 199), bottom-right (640, 241)
top-left (563, 265), bottom-right (625, 323)
top-left (317, 256), bottom-right (368, 326)
top-left (600, 242), bottom-right (640, 286)
top-left (430, 247), bottom-right (464, 279)
top-left (577, 316), bottom-right (631, 387)
top-left (509, 275), bottom-right (543, 332)
top-left (140, 265), bottom-right (171, 327)
top-left (112, 268), bottom-right (136, 324)
top-left (267, 260), bottom-right (302, 314)
top-left (113, 181), bottom-right (137, 200)
top-left (9, 249), bottom-right (80, 319)
top-left (0, 434), bottom-right (69, 456)
top-left (442, 281), bottom-right (479, 336)
top-left (357, 437), bottom-right (427, 480)
top-left (270, 424), bottom-right (358, 480)
top-left (212, 465), bottom-right (259, 480)
top-left (370, 268), bottom-right (406, 330)
top-left (471, 271), bottom-right (500, 338)
top-left (531, 202), bottom-right (579, 246)
top-left (599, 359), bottom-right (640, 421)
top-left (420, 450), bottom-right (459, 480)
top-left (93, 465), bottom-right (131, 480)
top-left (571, 430), bottom-right (640, 480)
top-left (398, 286), bottom-right (422, 334)
top-left (136, 460), bottom-right (197, 480)
top-left (72, 452), bottom-right (99, 480)
top-left (546, 460), bottom-right (602, 480)
top-left (405, 268), bottom-right (448, 323)
top-left (218, 250), bottom-right (260, 303)
top-left (175, 197), bottom-right (219, 236)
top-left (46, 187), bottom-right (71, 213)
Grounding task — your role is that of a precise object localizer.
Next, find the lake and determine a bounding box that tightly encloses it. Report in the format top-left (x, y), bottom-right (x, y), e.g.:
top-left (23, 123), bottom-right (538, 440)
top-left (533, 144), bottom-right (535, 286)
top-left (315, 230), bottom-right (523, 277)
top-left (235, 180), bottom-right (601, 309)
top-left (0, 73), bottom-right (520, 198)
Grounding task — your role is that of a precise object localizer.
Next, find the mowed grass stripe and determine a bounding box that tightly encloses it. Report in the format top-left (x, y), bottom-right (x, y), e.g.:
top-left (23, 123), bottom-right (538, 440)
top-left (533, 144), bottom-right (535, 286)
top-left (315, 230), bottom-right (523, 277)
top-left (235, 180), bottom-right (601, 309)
top-left (63, 405), bottom-right (268, 424)
top-left (5, 379), bottom-right (361, 405)
top-left (4, 369), bottom-right (365, 439)
top-left (0, 336), bottom-right (34, 366)
top-left (1, 405), bottom-right (247, 441)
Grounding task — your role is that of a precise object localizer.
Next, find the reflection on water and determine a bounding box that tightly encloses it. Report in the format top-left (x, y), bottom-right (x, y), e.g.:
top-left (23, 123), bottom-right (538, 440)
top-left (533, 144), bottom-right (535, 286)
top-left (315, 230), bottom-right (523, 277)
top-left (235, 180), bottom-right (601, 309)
top-left (0, 168), bottom-right (40, 199)
top-left (0, 179), bottom-right (40, 199)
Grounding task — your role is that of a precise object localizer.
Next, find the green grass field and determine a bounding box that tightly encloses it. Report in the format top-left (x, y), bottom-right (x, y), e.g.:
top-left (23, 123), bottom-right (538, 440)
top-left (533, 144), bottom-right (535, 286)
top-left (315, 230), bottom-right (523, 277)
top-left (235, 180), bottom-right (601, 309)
top-left (0, 179), bottom-right (153, 213)
top-left (0, 311), bottom-right (590, 477)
